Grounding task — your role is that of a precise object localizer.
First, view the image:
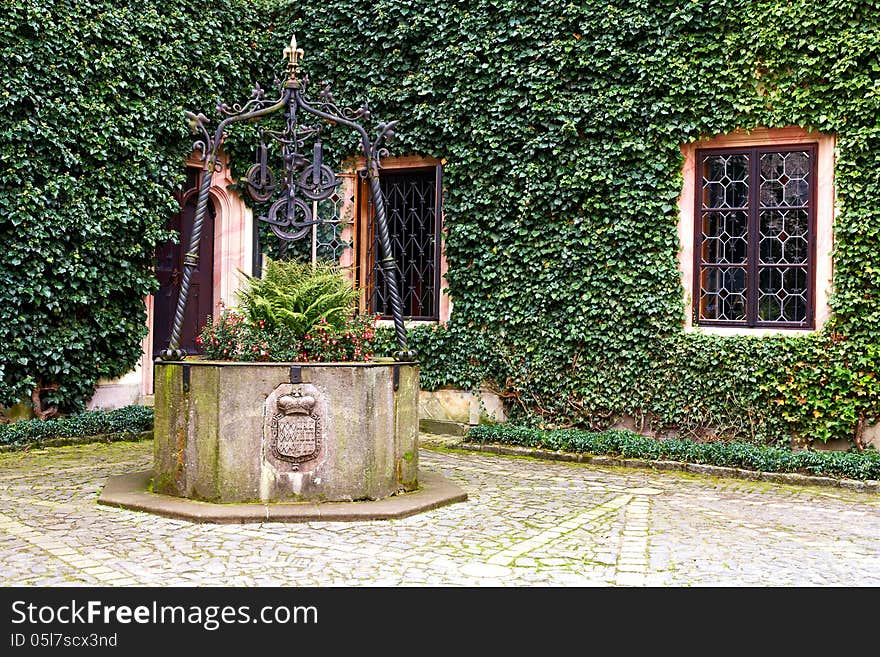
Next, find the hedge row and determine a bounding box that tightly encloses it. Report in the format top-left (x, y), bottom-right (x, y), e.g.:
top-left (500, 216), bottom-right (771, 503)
top-left (466, 424), bottom-right (880, 481)
top-left (0, 405), bottom-right (153, 447)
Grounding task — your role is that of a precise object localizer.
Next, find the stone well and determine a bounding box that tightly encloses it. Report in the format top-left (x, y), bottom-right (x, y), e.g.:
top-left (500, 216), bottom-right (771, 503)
top-left (152, 360), bottom-right (419, 503)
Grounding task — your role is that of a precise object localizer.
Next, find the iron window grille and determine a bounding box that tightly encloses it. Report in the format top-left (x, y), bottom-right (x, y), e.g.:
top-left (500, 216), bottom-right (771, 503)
top-left (359, 165), bottom-right (442, 321)
top-left (694, 144), bottom-right (817, 329)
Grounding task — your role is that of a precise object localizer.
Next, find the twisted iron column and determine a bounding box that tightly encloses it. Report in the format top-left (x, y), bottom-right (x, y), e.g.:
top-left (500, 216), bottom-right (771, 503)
top-left (368, 169), bottom-right (414, 360)
top-left (157, 166), bottom-right (213, 361)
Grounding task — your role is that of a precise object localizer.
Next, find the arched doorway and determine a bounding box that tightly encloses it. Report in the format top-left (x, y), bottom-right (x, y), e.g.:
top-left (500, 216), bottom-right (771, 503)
top-left (152, 168), bottom-right (216, 357)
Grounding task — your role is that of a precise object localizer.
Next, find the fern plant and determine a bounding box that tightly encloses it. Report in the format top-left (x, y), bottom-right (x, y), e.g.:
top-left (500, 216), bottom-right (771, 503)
top-left (236, 258), bottom-right (359, 339)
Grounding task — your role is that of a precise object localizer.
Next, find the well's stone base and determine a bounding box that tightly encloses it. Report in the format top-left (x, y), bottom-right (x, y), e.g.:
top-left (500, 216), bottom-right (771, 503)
top-left (153, 361), bottom-right (420, 503)
top-left (98, 470), bottom-right (467, 523)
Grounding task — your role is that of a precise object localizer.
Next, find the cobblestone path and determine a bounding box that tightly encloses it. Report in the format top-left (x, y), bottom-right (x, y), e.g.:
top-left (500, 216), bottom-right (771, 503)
top-left (0, 440), bottom-right (878, 586)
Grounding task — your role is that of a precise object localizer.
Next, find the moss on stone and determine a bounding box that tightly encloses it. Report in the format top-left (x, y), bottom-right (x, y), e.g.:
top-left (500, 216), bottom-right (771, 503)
top-left (152, 471), bottom-right (175, 495)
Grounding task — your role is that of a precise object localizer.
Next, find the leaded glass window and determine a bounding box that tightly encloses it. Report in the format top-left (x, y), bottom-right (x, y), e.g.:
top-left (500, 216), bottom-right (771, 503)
top-left (361, 166), bottom-right (442, 320)
top-left (695, 145), bottom-right (816, 328)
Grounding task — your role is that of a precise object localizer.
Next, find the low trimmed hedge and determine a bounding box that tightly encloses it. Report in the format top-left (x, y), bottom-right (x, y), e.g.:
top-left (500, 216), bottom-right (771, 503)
top-left (0, 405), bottom-right (153, 448)
top-left (466, 425), bottom-right (880, 482)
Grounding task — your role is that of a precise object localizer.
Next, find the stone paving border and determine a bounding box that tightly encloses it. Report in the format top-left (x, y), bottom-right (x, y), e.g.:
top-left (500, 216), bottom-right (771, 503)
top-left (452, 440), bottom-right (880, 494)
top-left (98, 469), bottom-right (468, 523)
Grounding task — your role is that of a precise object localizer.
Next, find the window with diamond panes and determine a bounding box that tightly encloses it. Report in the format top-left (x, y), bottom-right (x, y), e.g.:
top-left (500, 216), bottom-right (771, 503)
top-left (360, 166), bottom-right (441, 320)
top-left (695, 145), bottom-right (816, 328)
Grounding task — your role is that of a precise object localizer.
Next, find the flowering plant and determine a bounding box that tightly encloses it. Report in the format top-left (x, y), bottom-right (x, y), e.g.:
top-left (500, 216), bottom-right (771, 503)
top-left (196, 309), bottom-right (380, 363)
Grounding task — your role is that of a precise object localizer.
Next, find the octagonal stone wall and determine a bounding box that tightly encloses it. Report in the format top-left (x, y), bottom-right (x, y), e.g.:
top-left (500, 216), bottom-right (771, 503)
top-left (153, 361), bottom-right (419, 503)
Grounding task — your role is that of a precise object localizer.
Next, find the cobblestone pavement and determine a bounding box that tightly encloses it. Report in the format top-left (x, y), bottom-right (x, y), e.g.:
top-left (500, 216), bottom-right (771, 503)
top-left (0, 439), bottom-right (878, 587)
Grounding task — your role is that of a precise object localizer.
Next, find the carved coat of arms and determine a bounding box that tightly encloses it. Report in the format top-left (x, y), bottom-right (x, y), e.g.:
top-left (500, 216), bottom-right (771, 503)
top-left (269, 391), bottom-right (322, 464)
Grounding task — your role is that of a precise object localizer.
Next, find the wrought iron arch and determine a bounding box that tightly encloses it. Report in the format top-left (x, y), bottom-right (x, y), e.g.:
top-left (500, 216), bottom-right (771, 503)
top-left (157, 35), bottom-right (413, 362)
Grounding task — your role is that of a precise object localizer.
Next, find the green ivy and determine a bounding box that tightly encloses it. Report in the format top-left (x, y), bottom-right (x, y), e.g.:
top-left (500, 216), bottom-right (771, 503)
top-left (272, 0), bottom-right (880, 445)
top-left (3, 1), bottom-right (879, 445)
top-left (0, 1), bottom-right (270, 412)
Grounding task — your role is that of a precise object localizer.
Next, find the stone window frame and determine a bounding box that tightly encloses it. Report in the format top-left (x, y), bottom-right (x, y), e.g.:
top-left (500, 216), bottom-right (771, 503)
top-left (351, 155), bottom-right (451, 325)
top-left (677, 127), bottom-right (835, 335)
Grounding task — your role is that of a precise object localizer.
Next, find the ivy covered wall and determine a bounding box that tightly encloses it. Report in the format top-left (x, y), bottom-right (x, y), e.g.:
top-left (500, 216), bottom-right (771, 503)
top-left (2, 1), bottom-right (879, 444)
top-left (254, 0), bottom-right (880, 445)
top-left (0, 0), bottom-right (268, 413)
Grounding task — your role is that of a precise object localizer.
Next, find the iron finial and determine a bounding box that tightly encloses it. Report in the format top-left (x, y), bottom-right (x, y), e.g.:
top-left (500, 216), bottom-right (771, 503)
top-left (284, 34), bottom-right (305, 81)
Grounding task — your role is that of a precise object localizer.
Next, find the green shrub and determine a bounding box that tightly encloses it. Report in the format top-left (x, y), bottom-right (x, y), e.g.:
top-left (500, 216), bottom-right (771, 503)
top-left (198, 258), bottom-right (377, 362)
top-left (466, 424), bottom-right (880, 481)
top-left (197, 309), bottom-right (300, 361)
top-left (0, 405), bottom-right (153, 447)
top-left (236, 258), bottom-right (359, 338)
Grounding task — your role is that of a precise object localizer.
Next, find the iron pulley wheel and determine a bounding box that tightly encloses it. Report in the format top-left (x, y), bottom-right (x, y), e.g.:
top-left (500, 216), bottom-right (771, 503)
top-left (245, 163), bottom-right (276, 202)
top-left (265, 197), bottom-right (313, 241)
top-left (297, 164), bottom-right (339, 201)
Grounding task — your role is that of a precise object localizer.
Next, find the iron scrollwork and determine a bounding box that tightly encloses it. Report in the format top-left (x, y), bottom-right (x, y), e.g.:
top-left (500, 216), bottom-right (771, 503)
top-left (158, 35), bottom-right (414, 362)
